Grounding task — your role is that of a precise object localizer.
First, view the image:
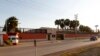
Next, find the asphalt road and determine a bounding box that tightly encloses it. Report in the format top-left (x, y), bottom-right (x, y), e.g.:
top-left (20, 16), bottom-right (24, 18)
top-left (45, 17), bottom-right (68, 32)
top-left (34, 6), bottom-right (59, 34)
top-left (0, 38), bottom-right (100, 56)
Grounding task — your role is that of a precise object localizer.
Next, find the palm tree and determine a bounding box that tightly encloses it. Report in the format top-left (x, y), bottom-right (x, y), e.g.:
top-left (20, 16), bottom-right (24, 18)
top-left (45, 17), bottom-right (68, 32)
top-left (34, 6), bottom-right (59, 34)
top-left (69, 20), bottom-right (79, 33)
top-left (64, 19), bottom-right (70, 30)
top-left (70, 20), bottom-right (79, 30)
top-left (69, 20), bottom-right (73, 30)
top-left (60, 19), bottom-right (65, 30)
top-left (55, 19), bottom-right (60, 30)
top-left (3, 16), bottom-right (20, 33)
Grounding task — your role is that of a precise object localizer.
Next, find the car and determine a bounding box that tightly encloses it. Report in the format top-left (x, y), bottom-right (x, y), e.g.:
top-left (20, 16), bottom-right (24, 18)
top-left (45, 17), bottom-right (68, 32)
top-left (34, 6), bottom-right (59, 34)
top-left (90, 36), bottom-right (98, 41)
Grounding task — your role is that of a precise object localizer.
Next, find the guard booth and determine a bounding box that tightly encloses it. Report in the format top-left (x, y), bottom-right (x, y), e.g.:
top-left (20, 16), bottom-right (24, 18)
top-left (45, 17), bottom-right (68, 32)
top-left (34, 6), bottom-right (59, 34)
top-left (0, 32), bottom-right (7, 46)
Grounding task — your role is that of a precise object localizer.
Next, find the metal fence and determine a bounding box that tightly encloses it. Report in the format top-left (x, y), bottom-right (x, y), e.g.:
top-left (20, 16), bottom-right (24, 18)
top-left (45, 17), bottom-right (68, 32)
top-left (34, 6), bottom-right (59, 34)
top-left (0, 27), bottom-right (33, 33)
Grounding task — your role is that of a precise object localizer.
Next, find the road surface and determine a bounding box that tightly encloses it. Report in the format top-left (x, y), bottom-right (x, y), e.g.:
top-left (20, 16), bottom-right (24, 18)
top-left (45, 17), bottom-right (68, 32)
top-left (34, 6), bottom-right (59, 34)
top-left (0, 38), bottom-right (100, 56)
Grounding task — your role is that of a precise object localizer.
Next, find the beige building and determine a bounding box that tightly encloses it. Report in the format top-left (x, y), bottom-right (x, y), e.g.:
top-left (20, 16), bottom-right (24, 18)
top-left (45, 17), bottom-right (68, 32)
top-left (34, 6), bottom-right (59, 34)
top-left (40, 27), bottom-right (57, 34)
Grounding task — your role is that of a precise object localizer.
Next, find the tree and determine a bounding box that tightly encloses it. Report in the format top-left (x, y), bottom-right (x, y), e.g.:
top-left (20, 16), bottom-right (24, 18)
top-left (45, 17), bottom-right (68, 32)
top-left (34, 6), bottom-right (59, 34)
top-left (79, 25), bottom-right (93, 33)
top-left (3, 16), bottom-right (20, 33)
top-left (59, 19), bottom-right (65, 30)
top-left (55, 19), bottom-right (79, 31)
top-left (69, 20), bottom-right (73, 29)
top-left (64, 19), bottom-right (70, 30)
top-left (55, 19), bottom-right (60, 30)
top-left (79, 25), bottom-right (84, 32)
top-left (74, 20), bottom-right (79, 29)
top-left (69, 20), bottom-right (79, 30)
top-left (84, 26), bottom-right (93, 33)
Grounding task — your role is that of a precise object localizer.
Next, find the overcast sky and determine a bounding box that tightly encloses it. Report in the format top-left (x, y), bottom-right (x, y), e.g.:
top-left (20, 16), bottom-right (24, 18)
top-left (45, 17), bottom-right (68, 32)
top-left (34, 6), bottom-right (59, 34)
top-left (0, 0), bottom-right (100, 30)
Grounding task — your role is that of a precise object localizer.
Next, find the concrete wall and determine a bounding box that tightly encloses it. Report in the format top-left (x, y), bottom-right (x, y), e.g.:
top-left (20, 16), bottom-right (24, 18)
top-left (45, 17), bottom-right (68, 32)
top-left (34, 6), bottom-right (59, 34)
top-left (3, 34), bottom-right (8, 41)
top-left (19, 33), bottom-right (94, 40)
top-left (19, 33), bottom-right (47, 39)
top-left (64, 34), bottom-right (91, 38)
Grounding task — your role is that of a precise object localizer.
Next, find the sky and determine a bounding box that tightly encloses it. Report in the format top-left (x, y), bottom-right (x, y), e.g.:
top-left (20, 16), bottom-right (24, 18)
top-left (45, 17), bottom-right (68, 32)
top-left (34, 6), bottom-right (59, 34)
top-left (0, 0), bottom-right (100, 30)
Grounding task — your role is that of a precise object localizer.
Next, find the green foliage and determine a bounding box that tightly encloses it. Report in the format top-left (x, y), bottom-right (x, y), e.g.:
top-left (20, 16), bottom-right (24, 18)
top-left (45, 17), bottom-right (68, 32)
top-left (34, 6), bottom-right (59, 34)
top-left (55, 19), bottom-right (65, 30)
top-left (64, 19), bottom-right (70, 29)
top-left (54, 18), bottom-right (94, 34)
top-left (69, 20), bottom-right (79, 30)
top-left (64, 19), bottom-right (70, 26)
top-left (79, 25), bottom-right (94, 33)
top-left (55, 19), bottom-right (61, 30)
top-left (55, 19), bottom-right (80, 30)
top-left (55, 19), bottom-right (61, 25)
top-left (3, 16), bottom-right (21, 33)
top-left (60, 19), bottom-right (65, 29)
top-left (4, 40), bottom-right (12, 45)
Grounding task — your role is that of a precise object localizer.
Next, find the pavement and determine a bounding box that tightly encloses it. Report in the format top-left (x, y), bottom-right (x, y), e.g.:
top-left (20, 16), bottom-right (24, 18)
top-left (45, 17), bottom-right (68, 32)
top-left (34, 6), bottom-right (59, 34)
top-left (0, 38), bottom-right (100, 56)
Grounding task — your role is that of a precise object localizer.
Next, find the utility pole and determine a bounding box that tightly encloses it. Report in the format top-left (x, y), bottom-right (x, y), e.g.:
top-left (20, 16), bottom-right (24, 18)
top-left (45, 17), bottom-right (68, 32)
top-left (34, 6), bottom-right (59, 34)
top-left (75, 14), bottom-right (78, 20)
top-left (95, 25), bottom-right (98, 33)
top-left (74, 14), bottom-right (78, 39)
top-left (6, 21), bottom-right (8, 33)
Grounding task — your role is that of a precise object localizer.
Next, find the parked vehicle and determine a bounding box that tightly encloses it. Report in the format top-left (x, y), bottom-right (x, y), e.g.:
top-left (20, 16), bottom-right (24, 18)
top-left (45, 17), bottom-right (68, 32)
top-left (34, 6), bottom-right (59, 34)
top-left (9, 35), bottom-right (19, 45)
top-left (90, 36), bottom-right (98, 41)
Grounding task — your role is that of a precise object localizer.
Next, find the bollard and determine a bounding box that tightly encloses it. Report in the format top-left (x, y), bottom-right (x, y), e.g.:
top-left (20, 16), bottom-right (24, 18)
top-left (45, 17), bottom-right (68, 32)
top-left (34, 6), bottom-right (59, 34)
top-left (34, 40), bottom-right (37, 56)
top-left (34, 40), bottom-right (37, 47)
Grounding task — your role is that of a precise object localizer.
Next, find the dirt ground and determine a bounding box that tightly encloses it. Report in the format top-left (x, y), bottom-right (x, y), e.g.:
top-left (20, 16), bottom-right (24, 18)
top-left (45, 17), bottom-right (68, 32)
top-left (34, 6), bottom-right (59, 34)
top-left (79, 47), bottom-right (100, 56)
top-left (44, 42), bottom-right (100, 56)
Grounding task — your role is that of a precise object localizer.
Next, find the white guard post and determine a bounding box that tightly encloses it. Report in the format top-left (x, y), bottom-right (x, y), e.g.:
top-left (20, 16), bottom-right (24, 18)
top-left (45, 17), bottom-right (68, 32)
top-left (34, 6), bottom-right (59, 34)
top-left (0, 32), bottom-right (6, 46)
